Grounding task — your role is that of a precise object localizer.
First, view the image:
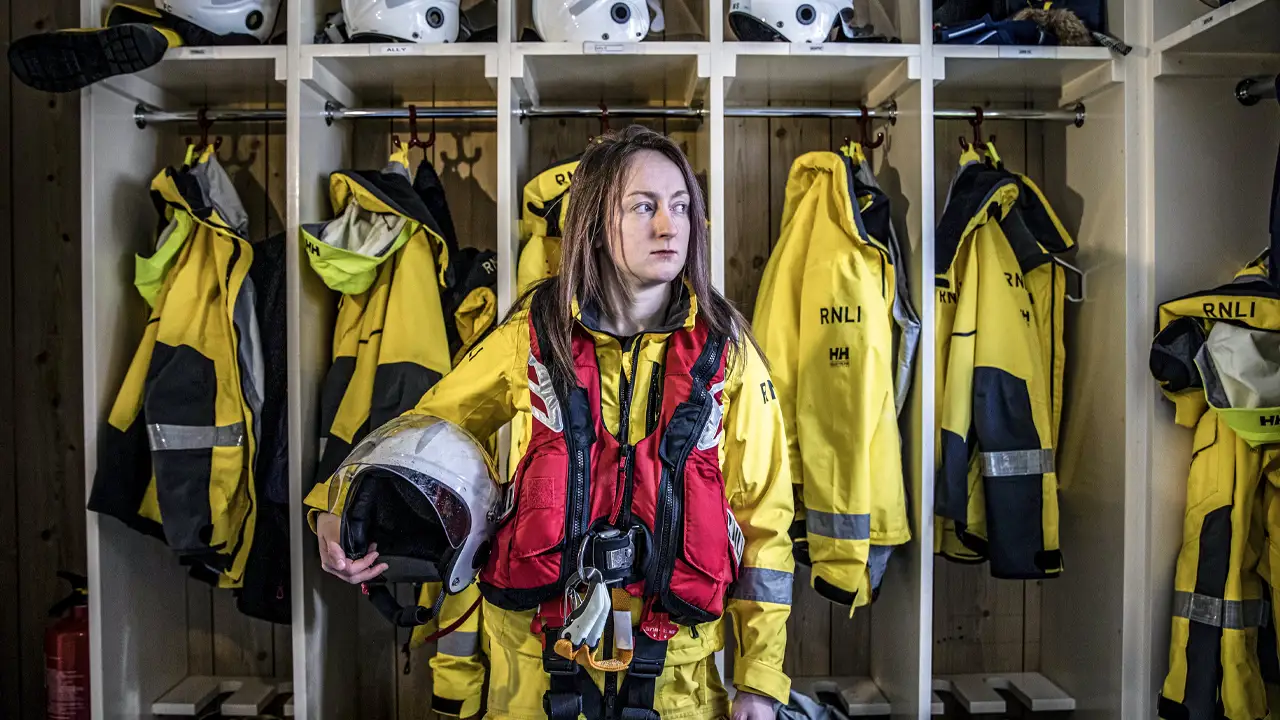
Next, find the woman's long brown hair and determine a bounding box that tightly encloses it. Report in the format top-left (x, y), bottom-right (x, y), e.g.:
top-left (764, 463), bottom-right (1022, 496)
top-left (522, 125), bottom-right (761, 383)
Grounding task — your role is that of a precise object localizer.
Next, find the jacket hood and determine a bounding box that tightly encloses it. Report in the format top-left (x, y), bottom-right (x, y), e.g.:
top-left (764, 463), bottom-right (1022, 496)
top-left (301, 149), bottom-right (455, 295)
top-left (935, 151), bottom-right (1074, 276)
top-left (522, 155), bottom-right (580, 246)
top-left (138, 149), bottom-right (249, 306)
top-left (1152, 259), bottom-right (1280, 443)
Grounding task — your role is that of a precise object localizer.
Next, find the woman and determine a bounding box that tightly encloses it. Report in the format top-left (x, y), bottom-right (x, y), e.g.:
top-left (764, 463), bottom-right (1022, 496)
top-left (313, 126), bottom-right (794, 720)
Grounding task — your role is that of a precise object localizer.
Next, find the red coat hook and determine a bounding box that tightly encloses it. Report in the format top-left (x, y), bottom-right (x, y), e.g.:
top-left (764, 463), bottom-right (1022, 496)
top-left (189, 107), bottom-right (221, 153)
top-left (960, 106), bottom-right (985, 151)
top-left (858, 104), bottom-right (885, 150)
top-left (407, 105), bottom-right (436, 150)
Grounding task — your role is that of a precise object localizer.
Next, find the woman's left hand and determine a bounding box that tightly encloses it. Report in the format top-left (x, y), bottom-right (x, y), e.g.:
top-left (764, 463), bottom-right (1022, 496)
top-left (731, 690), bottom-right (776, 720)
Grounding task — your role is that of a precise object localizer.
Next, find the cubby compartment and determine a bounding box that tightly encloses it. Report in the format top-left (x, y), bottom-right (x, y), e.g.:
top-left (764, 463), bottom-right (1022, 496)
top-left (717, 54), bottom-right (929, 714)
top-left (513, 0), bottom-right (710, 42)
top-left (289, 49), bottom-right (500, 720)
top-left (1155, 0), bottom-right (1280, 55)
top-left (928, 70), bottom-right (1129, 718)
top-left (1146, 69), bottom-right (1280, 717)
top-left (721, 0), bottom-right (921, 43)
top-left (81, 51), bottom-right (291, 719)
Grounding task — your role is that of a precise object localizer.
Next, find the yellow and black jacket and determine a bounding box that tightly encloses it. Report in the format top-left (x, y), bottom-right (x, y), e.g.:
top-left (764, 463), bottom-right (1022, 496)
top-left (509, 155), bottom-right (579, 482)
top-left (1151, 254), bottom-right (1280, 720)
top-left (933, 149), bottom-right (1073, 579)
top-left (516, 155), bottom-right (577, 295)
top-left (302, 149), bottom-right (457, 487)
top-left (308, 287), bottom-right (797, 709)
top-left (753, 150), bottom-right (915, 611)
top-left (89, 148), bottom-right (262, 589)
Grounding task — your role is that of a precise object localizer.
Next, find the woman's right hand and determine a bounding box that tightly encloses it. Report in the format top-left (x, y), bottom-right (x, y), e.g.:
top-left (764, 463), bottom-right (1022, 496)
top-left (316, 511), bottom-right (389, 584)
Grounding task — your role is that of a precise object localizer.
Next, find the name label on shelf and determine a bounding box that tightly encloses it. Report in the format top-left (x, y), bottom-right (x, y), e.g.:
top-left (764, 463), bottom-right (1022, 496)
top-left (186, 47), bottom-right (210, 56)
top-left (998, 46), bottom-right (1057, 59)
top-left (1199, 8), bottom-right (1227, 29)
top-left (376, 45), bottom-right (412, 55)
top-left (791, 42), bottom-right (833, 54)
top-left (584, 42), bottom-right (639, 54)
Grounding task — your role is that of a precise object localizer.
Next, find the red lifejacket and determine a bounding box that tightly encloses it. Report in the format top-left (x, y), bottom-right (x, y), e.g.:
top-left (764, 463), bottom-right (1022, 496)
top-left (479, 312), bottom-right (739, 626)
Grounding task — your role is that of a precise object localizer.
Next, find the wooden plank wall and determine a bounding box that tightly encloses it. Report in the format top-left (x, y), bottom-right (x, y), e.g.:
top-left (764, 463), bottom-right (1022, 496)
top-left (2, 1), bottom-right (88, 718)
top-left (930, 116), bottom-right (1045, 676)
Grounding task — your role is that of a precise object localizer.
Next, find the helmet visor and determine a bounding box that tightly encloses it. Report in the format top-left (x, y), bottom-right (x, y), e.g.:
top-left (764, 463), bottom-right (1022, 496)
top-left (337, 463), bottom-right (473, 551)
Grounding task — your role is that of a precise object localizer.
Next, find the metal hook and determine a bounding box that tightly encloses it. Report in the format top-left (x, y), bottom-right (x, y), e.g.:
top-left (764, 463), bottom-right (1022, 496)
top-left (858, 104), bottom-right (885, 149)
top-left (599, 101), bottom-right (610, 134)
top-left (1052, 256), bottom-right (1087, 303)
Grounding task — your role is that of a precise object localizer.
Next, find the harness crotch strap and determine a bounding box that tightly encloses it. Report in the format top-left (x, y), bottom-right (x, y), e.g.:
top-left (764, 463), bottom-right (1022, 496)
top-left (541, 597), bottom-right (670, 720)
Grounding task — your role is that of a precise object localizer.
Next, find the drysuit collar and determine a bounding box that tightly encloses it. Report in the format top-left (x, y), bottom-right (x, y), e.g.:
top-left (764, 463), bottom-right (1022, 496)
top-left (574, 278), bottom-right (697, 339)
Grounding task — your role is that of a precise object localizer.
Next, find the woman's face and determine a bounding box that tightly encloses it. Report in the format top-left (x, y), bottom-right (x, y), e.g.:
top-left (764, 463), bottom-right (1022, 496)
top-left (611, 149), bottom-right (691, 290)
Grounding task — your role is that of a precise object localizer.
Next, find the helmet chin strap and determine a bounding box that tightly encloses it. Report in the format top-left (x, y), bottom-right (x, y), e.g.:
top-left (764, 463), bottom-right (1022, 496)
top-left (362, 581), bottom-right (446, 627)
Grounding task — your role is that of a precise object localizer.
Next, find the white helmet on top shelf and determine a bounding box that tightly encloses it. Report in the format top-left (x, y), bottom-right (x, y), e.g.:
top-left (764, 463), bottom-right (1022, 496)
top-left (533, 0), bottom-right (664, 43)
top-left (728, 0), bottom-right (850, 42)
top-left (342, 0), bottom-right (465, 43)
top-left (158, 0), bottom-right (281, 43)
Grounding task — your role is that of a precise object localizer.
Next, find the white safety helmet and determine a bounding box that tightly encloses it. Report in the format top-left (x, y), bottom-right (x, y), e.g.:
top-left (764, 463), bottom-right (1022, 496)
top-left (728, 0), bottom-right (849, 42)
top-left (534, 0), bottom-right (664, 43)
top-left (157, 0), bottom-right (281, 43)
top-left (343, 0), bottom-right (465, 43)
top-left (330, 415), bottom-right (500, 595)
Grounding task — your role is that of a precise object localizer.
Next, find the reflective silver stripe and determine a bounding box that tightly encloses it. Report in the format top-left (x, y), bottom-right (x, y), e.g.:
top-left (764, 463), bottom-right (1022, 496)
top-left (436, 630), bottom-right (480, 657)
top-left (729, 567), bottom-right (793, 606)
top-left (1172, 591), bottom-right (1270, 629)
top-left (147, 423), bottom-right (246, 451)
top-left (806, 511), bottom-right (871, 541)
top-left (979, 448), bottom-right (1055, 477)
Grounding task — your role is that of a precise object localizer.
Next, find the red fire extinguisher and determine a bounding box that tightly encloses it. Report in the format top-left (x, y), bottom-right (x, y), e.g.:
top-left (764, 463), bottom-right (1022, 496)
top-left (45, 571), bottom-right (89, 720)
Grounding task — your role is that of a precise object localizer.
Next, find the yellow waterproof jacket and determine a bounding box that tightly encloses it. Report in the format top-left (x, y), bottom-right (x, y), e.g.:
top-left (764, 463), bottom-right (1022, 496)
top-left (406, 582), bottom-right (488, 717)
top-left (516, 156), bottom-right (577, 295)
top-left (307, 288), bottom-right (796, 703)
top-left (508, 157), bottom-right (578, 483)
top-left (88, 148), bottom-right (261, 588)
top-left (933, 150), bottom-right (1072, 579)
top-left (1150, 255), bottom-right (1280, 720)
top-left (753, 150), bottom-right (912, 612)
top-left (301, 149), bottom-right (456, 487)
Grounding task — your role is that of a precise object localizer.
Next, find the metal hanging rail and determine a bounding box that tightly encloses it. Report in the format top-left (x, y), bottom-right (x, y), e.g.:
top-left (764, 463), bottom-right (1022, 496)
top-left (1237, 76), bottom-right (1279, 106)
top-left (133, 101), bottom-right (1088, 127)
top-left (935, 103), bottom-right (1086, 126)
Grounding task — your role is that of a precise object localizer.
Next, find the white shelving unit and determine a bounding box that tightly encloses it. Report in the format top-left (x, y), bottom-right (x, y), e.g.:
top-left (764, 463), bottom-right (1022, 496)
top-left (76, 0), bottom-right (1280, 718)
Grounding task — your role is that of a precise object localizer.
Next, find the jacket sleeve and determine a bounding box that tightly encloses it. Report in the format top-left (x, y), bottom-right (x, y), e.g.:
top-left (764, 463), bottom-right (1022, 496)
top-left (303, 318), bottom-right (525, 524)
top-left (411, 582), bottom-right (486, 718)
top-left (723, 343), bottom-right (795, 704)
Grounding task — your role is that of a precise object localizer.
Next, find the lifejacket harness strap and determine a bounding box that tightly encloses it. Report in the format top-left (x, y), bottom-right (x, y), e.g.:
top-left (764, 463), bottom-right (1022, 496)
top-left (542, 625), bottom-right (670, 720)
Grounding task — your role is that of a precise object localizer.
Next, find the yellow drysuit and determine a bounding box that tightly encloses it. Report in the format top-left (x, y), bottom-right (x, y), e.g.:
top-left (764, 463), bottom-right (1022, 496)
top-left (308, 289), bottom-right (796, 717)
